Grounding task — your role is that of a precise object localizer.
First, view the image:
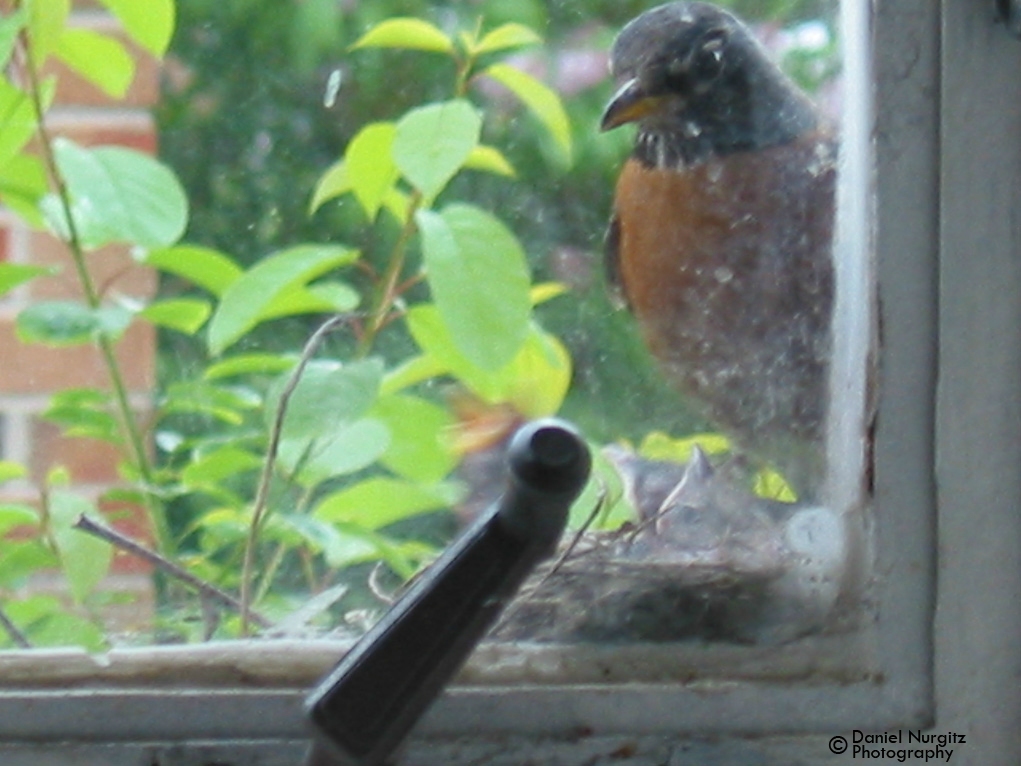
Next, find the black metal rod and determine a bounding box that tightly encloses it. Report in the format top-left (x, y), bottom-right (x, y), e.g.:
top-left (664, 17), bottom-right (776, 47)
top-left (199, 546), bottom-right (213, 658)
top-left (304, 418), bottom-right (591, 766)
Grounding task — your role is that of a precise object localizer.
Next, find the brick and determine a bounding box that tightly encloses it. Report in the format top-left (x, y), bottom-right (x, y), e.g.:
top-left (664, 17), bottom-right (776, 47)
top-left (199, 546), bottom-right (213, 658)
top-left (26, 232), bottom-right (157, 301)
top-left (44, 111), bottom-right (157, 154)
top-left (0, 309), bottom-right (155, 395)
top-left (0, 488), bottom-right (156, 576)
top-left (29, 417), bottom-right (124, 485)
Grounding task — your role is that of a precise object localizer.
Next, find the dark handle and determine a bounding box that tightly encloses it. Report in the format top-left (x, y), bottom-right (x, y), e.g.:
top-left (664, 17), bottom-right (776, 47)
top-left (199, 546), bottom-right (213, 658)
top-left (304, 418), bottom-right (591, 766)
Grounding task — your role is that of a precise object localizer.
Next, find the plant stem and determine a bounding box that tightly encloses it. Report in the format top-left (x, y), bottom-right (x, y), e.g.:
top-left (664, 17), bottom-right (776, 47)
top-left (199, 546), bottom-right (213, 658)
top-left (252, 540), bottom-right (287, 606)
top-left (19, 33), bottom-right (172, 553)
top-left (239, 313), bottom-right (354, 635)
top-left (356, 190), bottom-right (423, 356)
top-left (453, 23), bottom-right (480, 99)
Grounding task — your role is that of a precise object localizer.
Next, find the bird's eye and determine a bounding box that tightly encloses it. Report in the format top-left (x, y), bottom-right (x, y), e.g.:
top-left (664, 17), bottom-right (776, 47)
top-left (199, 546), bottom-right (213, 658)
top-left (663, 27), bottom-right (728, 90)
top-left (692, 27), bottom-right (727, 82)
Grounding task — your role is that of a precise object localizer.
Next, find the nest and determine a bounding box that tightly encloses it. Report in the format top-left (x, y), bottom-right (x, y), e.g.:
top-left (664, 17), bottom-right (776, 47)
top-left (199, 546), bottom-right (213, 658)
top-left (493, 526), bottom-right (793, 644)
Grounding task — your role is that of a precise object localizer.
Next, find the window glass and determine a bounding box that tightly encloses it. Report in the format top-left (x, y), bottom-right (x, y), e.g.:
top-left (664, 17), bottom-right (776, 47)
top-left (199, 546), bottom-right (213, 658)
top-left (0, 0), bottom-right (867, 666)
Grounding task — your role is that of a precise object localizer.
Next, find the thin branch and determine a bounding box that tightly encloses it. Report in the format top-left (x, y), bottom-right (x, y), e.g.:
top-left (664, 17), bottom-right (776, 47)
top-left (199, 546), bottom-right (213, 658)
top-left (18, 30), bottom-right (170, 551)
top-left (73, 514), bottom-right (271, 630)
top-left (0, 603), bottom-right (31, 649)
top-left (357, 190), bottom-right (423, 356)
top-left (393, 272), bottom-right (425, 297)
top-left (239, 312), bottom-right (357, 635)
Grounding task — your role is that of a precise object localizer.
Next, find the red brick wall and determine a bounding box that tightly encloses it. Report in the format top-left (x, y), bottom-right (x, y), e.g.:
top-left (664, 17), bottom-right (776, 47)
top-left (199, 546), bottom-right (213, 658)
top-left (0, 7), bottom-right (161, 555)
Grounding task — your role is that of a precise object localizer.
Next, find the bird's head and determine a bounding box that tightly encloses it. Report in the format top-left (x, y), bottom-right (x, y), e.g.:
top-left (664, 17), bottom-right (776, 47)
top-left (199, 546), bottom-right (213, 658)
top-left (601, 2), bottom-right (819, 167)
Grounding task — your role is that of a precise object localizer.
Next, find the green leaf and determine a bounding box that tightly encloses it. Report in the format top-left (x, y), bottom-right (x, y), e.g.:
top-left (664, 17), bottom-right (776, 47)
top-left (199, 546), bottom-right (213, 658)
top-left (309, 159), bottom-right (349, 214)
top-left (530, 281), bottom-right (568, 305)
top-left (43, 139), bottom-right (188, 249)
top-left (273, 515), bottom-right (359, 563)
top-left (46, 493), bottom-right (112, 604)
top-left (371, 393), bottom-right (456, 482)
top-left (0, 263), bottom-right (52, 299)
top-left (406, 304), bottom-right (498, 399)
top-left (406, 306), bottom-right (570, 416)
top-left (344, 122), bottom-right (398, 219)
top-left (47, 387), bottom-right (110, 411)
top-left (473, 23), bottom-right (542, 55)
top-left (160, 381), bottom-right (261, 426)
top-left (483, 63), bottom-right (572, 161)
top-left (0, 540), bottom-right (57, 588)
top-left (570, 448), bottom-right (636, 531)
top-left (16, 300), bottom-right (98, 346)
top-left (142, 245), bottom-right (242, 297)
top-left (304, 281), bottom-right (360, 312)
top-left (417, 203), bottom-right (531, 370)
top-left (203, 353), bottom-right (296, 381)
top-left (269, 357), bottom-right (383, 442)
top-left (44, 388), bottom-right (120, 443)
top-left (393, 100), bottom-right (481, 200)
top-left (0, 504), bottom-right (37, 536)
top-left (182, 446), bottom-right (263, 487)
top-left (194, 508), bottom-right (248, 548)
top-left (496, 324), bottom-right (572, 417)
top-left (314, 477), bottom-right (459, 529)
top-left (260, 280), bottom-right (359, 322)
top-left (46, 465), bottom-right (71, 487)
top-left (25, 609), bottom-right (106, 651)
top-left (95, 0), bottom-right (175, 57)
top-left (98, 303), bottom-right (134, 339)
top-left (139, 298), bottom-right (211, 335)
top-left (380, 353), bottom-right (448, 396)
top-left (0, 152), bottom-right (49, 225)
top-left (279, 417), bottom-right (391, 488)
top-left (26, 0), bottom-right (70, 64)
top-left (754, 468), bottom-right (798, 502)
top-left (0, 77), bottom-right (53, 169)
top-left (54, 28), bottom-right (134, 98)
top-left (0, 10), bottom-right (26, 70)
top-left (44, 406), bottom-right (121, 443)
top-left (277, 515), bottom-right (429, 578)
top-left (638, 431), bottom-right (733, 462)
top-left (351, 18), bottom-right (454, 54)
top-left (0, 461), bottom-right (27, 484)
top-left (382, 186), bottom-right (412, 224)
top-left (207, 244), bottom-right (358, 355)
top-left (463, 145), bottom-right (516, 177)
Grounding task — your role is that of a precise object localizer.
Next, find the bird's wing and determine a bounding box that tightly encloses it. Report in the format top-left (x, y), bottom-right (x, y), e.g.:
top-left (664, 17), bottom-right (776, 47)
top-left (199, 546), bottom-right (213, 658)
top-left (604, 211), bottom-right (630, 310)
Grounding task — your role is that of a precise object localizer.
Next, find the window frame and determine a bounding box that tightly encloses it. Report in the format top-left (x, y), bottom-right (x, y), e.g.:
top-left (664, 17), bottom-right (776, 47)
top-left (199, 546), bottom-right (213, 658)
top-left (7, 0), bottom-right (1015, 762)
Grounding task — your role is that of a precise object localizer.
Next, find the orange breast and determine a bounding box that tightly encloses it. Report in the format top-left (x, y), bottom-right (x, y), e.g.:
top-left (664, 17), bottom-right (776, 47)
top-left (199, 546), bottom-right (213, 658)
top-left (612, 132), bottom-right (836, 465)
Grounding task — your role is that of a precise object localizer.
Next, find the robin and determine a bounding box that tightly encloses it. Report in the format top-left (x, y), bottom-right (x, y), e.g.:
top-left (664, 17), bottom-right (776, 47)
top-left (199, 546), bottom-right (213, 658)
top-left (601, 2), bottom-right (836, 498)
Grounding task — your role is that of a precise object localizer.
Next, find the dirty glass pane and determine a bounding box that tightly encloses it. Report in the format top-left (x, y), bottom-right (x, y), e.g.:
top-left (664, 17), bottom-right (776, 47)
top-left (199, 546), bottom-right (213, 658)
top-left (0, 0), bottom-right (867, 664)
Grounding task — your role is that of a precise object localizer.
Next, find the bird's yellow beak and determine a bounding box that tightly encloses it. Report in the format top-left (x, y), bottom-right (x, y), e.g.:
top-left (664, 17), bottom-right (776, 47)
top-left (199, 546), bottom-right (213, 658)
top-left (600, 78), bottom-right (665, 131)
